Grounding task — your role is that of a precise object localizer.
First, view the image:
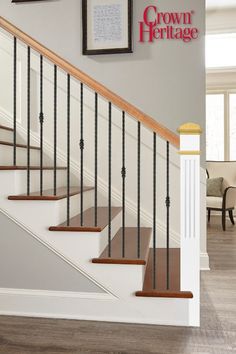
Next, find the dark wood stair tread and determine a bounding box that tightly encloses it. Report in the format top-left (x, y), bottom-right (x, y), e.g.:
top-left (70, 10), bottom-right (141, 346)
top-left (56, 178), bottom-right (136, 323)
top-left (49, 207), bottom-right (122, 232)
top-left (0, 166), bottom-right (67, 170)
top-left (0, 125), bottom-right (14, 132)
top-left (8, 186), bottom-right (94, 201)
top-left (0, 140), bottom-right (40, 150)
top-left (135, 248), bottom-right (193, 299)
top-left (92, 227), bottom-right (151, 265)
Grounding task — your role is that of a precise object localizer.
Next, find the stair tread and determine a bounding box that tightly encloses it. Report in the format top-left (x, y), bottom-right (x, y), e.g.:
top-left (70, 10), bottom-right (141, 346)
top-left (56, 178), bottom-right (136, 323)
top-left (8, 186), bottom-right (94, 201)
top-left (0, 140), bottom-right (40, 150)
top-left (0, 166), bottom-right (67, 170)
top-left (92, 227), bottom-right (152, 265)
top-left (49, 207), bottom-right (122, 232)
top-left (0, 125), bottom-right (14, 132)
top-left (135, 248), bottom-right (193, 299)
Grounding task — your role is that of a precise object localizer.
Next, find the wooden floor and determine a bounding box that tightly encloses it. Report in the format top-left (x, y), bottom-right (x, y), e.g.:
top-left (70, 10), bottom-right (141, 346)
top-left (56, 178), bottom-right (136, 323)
top-left (0, 215), bottom-right (235, 354)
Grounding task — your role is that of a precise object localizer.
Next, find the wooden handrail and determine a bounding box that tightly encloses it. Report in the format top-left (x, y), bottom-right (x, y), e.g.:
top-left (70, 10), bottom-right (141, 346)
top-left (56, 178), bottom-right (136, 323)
top-left (0, 16), bottom-right (179, 147)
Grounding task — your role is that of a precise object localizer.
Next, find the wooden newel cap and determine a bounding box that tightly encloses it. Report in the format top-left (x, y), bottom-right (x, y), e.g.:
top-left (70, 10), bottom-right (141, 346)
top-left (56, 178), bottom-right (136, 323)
top-left (177, 123), bottom-right (202, 135)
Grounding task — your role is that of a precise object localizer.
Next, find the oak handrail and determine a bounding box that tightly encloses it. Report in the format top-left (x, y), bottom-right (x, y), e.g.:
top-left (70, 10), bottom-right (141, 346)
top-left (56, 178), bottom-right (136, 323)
top-left (0, 16), bottom-right (179, 147)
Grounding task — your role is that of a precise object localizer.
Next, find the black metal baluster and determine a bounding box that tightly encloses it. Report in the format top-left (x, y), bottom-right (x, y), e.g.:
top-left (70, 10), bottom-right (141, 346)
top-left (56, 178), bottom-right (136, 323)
top-left (108, 102), bottom-right (112, 257)
top-left (13, 37), bottom-right (17, 166)
top-left (80, 83), bottom-right (84, 226)
top-left (27, 46), bottom-right (31, 196)
top-left (153, 133), bottom-right (157, 289)
top-left (121, 111), bottom-right (126, 258)
top-left (166, 141), bottom-right (170, 290)
top-left (137, 122), bottom-right (141, 258)
top-left (39, 55), bottom-right (44, 196)
top-left (67, 74), bottom-right (71, 226)
top-left (94, 92), bottom-right (98, 227)
top-left (53, 65), bottom-right (57, 196)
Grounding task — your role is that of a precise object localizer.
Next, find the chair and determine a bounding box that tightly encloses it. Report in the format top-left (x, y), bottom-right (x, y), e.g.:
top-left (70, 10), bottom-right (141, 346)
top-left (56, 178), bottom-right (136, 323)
top-left (206, 161), bottom-right (236, 231)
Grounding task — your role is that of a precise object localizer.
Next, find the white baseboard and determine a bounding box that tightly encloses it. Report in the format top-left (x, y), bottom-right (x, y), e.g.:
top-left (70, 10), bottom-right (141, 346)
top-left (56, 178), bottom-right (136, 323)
top-left (200, 253), bottom-right (210, 271)
top-left (0, 287), bottom-right (192, 327)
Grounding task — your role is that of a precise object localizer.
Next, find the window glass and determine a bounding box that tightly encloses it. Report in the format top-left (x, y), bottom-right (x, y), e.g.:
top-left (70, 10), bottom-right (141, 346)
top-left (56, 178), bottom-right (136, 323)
top-left (206, 34), bottom-right (236, 68)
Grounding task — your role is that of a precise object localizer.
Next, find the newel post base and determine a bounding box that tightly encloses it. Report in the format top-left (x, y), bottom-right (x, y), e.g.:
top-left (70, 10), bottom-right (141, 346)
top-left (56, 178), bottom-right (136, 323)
top-left (178, 123), bottom-right (202, 327)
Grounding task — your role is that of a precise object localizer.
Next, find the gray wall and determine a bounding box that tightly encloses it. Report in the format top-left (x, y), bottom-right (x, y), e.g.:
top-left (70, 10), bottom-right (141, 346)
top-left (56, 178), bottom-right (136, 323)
top-left (0, 0), bottom-right (205, 139)
top-left (0, 212), bottom-right (104, 292)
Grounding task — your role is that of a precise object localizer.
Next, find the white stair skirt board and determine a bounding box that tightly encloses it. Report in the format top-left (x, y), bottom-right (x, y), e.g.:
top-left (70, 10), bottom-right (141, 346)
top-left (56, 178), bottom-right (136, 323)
top-left (0, 287), bottom-right (190, 326)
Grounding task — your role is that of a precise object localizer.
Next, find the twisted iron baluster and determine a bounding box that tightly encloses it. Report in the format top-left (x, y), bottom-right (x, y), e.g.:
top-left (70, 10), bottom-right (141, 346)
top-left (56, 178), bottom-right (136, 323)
top-left (137, 122), bottom-right (141, 258)
top-left (166, 141), bottom-right (170, 290)
top-left (153, 133), bottom-right (157, 289)
top-left (39, 55), bottom-right (44, 196)
top-left (122, 111), bottom-right (126, 258)
top-left (13, 37), bottom-right (17, 166)
top-left (94, 92), bottom-right (98, 227)
top-left (27, 46), bottom-right (31, 196)
top-left (53, 65), bottom-right (57, 196)
top-left (66, 74), bottom-right (71, 226)
top-left (80, 83), bottom-right (84, 226)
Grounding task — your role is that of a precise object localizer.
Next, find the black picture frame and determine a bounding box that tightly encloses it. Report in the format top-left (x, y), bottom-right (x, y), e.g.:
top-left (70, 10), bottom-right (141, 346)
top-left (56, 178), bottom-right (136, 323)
top-left (82, 0), bottom-right (133, 55)
top-left (12, 0), bottom-right (46, 2)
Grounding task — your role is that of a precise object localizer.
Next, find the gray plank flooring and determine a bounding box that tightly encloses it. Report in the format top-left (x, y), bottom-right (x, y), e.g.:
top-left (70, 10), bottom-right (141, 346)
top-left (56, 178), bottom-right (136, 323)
top-left (0, 215), bottom-right (235, 354)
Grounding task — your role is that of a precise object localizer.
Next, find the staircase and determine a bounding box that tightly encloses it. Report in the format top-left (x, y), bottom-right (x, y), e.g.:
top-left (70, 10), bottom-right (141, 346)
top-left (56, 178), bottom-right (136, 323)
top-left (0, 17), bottom-right (201, 327)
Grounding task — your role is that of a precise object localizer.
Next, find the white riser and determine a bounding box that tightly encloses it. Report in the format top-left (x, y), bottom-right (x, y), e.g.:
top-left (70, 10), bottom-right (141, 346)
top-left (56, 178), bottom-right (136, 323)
top-left (0, 145), bottom-right (54, 166)
top-left (49, 210), bottom-right (122, 263)
top-left (0, 170), bottom-right (68, 195)
top-left (5, 190), bottom-right (93, 226)
top-left (0, 129), bottom-right (14, 142)
top-left (55, 190), bottom-right (94, 223)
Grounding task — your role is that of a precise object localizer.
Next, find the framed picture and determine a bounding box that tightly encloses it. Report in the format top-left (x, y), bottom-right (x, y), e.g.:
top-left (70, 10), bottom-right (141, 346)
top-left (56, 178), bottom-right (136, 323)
top-left (82, 0), bottom-right (133, 55)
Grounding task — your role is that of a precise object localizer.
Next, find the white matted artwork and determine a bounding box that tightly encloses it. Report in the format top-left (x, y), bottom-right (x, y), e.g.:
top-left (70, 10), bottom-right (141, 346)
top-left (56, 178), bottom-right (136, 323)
top-left (82, 0), bottom-right (133, 55)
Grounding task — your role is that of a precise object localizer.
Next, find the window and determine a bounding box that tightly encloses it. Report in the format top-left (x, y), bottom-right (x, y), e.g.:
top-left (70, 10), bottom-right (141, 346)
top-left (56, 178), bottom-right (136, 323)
top-left (206, 33), bottom-right (236, 68)
top-left (206, 91), bottom-right (236, 161)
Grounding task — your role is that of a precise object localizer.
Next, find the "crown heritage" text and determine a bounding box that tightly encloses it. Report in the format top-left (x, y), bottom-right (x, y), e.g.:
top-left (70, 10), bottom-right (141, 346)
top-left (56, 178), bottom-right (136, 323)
top-left (139, 5), bottom-right (199, 43)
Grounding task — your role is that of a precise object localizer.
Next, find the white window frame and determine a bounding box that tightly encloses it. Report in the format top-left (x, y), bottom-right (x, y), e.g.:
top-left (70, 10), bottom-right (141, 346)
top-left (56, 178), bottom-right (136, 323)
top-left (207, 88), bottom-right (236, 161)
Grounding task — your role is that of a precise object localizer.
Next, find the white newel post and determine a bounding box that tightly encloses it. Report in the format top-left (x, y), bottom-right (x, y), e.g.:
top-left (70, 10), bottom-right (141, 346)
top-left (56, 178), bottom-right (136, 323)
top-left (178, 123), bottom-right (202, 327)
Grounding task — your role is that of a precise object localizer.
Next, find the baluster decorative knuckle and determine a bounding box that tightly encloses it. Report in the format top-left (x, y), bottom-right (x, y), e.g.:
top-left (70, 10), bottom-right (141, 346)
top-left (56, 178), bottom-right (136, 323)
top-left (121, 166), bottom-right (126, 178)
top-left (80, 139), bottom-right (85, 150)
top-left (165, 196), bottom-right (170, 208)
top-left (39, 112), bottom-right (44, 124)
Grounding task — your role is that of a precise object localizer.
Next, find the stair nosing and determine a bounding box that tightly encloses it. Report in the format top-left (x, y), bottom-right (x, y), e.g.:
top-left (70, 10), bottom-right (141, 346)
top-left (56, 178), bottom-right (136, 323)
top-left (49, 226), bottom-right (102, 232)
top-left (8, 186), bottom-right (94, 201)
top-left (92, 258), bottom-right (146, 265)
top-left (49, 207), bottom-right (122, 233)
top-left (135, 290), bottom-right (193, 299)
top-left (0, 125), bottom-right (14, 132)
top-left (0, 140), bottom-right (40, 150)
top-left (0, 166), bottom-right (67, 170)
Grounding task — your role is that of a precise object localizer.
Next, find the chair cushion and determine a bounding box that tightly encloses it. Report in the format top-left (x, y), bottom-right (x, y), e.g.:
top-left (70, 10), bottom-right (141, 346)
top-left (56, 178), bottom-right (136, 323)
top-left (206, 196), bottom-right (223, 209)
top-left (207, 177), bottom-right (223, 197)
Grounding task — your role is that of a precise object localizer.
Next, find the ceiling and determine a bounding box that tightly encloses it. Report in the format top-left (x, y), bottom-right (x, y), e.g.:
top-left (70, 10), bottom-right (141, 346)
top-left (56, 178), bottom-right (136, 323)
top-left (206, 0), bottom-right (236, 9)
